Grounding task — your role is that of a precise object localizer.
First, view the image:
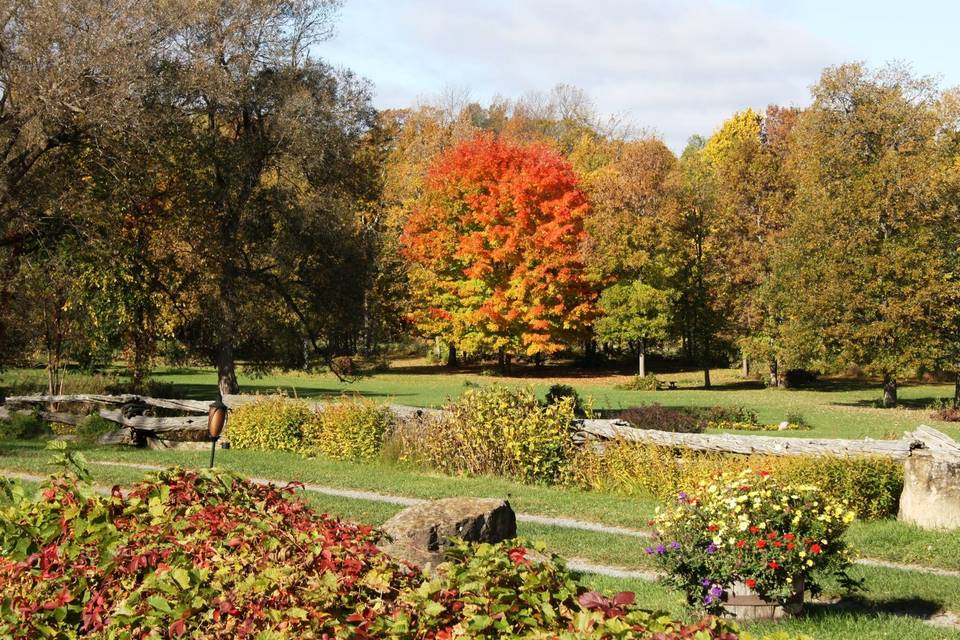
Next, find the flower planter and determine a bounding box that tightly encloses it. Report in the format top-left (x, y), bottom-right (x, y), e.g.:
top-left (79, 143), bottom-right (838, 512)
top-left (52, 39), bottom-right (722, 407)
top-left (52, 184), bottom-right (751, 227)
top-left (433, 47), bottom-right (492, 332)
top-left (722, 577), bottom-right (804, 621)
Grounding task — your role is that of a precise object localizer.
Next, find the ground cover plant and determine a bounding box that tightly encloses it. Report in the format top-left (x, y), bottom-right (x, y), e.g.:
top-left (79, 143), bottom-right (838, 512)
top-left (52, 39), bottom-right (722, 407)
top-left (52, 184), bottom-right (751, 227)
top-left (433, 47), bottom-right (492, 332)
top-left (0, 465), bottom-right (803, 639)
top-left (1, 442), bottom-right (960, 639)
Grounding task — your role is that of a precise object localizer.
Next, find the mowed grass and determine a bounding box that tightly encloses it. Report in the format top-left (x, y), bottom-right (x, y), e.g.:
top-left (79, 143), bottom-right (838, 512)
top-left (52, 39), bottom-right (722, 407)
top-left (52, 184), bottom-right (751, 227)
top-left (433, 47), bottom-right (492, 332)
top-left (2, 444), bottom-right (960, 639)
top-left (4, 360), bottom-right (956, 440)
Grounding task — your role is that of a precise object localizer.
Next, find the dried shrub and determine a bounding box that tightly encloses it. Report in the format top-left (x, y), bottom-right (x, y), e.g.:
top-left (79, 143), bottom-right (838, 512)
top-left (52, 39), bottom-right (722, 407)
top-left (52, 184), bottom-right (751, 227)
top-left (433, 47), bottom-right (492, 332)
top-left (618, 404), bottom-right (705, 433)
top-left (931, 406), bottom-right (960, 422)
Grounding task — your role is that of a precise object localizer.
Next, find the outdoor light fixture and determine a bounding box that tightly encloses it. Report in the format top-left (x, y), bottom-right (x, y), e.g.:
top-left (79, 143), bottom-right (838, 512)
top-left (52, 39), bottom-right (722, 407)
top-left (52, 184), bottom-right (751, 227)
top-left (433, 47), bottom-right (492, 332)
top-left (207, 396), bottom-right (228, 468)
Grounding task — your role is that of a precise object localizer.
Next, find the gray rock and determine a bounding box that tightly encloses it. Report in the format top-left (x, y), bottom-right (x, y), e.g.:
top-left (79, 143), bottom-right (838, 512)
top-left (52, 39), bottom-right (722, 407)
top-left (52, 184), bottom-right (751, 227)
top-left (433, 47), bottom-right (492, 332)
top-left (899, 451), bottom-right (960, 529)
top-left (380, 497), bottom-right (516, 568)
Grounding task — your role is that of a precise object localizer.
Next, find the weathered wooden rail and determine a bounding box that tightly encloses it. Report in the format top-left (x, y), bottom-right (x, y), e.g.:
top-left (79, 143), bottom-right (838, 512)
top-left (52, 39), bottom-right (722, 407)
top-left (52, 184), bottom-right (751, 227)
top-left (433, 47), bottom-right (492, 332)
top-left (1, 392), bottom-right (946, 460)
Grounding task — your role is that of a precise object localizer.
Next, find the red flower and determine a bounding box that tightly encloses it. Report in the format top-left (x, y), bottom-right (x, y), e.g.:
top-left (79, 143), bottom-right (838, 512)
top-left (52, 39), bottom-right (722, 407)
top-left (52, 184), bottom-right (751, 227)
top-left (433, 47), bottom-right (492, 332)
top-left (759, 471), bottom-right (771, 477)
top-left (773, 541), bottom-right (783, 548)
top-left (756, 540), bottom-right (767, 549)
top-left (507, 547), bottom-right (530, 566)
top-left (787, 543), bottom-right (795, 551)
top-left (745, 579), bottom-right (757, 589)
top-left (784, 533), bottom-right (796, 542)
top-left (768, 561), bottom-right (780, 570)
top-left (767, 532), bottom-right (778, 540)
top-left (736, 540), bottom-right (747, 549)
top-left (749, 526), bottom-right (761, 534)
top-left (739, 485), bottom-right (750, 491)
top-left (810, 543), bottom-right (822, 555)
top-left (707, 524), bottom-right (718, 532)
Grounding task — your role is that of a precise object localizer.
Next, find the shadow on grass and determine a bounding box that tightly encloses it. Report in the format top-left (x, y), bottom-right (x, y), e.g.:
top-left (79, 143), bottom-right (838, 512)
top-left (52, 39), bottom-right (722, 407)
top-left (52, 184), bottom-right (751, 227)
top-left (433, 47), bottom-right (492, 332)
top-left (167, 382), bottom-right (416, 401)
top-left (803, 596), bottom-right (947, 623)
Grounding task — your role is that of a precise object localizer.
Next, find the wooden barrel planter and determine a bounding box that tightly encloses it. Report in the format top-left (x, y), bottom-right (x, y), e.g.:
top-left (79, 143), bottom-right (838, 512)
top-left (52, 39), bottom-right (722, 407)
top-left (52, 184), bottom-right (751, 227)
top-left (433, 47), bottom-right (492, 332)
top-left (723, 577), bottom-right (804, 620)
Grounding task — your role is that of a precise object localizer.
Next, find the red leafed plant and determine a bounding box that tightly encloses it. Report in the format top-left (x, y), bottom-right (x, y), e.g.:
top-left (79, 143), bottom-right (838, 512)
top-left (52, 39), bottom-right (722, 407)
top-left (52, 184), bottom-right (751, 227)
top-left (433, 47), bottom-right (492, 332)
top-left (0, 468), bottom-right (791, 639)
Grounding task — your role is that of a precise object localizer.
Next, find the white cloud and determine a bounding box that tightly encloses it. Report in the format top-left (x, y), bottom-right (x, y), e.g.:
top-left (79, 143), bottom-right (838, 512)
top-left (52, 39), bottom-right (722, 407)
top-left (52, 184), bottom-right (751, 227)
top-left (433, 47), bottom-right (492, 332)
top-left (319, 0), bottom-right (843, 150)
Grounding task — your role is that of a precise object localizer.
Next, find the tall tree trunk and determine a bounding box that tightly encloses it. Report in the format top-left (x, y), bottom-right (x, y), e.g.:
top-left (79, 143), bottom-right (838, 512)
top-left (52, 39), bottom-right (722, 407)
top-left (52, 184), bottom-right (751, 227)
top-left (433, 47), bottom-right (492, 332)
top-left (742, 356), bottom-right (750, 378)
top-left (216, 343), bottom-right (239, 397)
top-left (954, 371), bottom-right (960, 409)
top-left (702, 335), bottom-right (711, 389)
top-left (638, 338), bottom-right (646, 378)
top-left (446, 344), bottom-right (458, 368)
top-left (882, 373), bottom-right (897, 408)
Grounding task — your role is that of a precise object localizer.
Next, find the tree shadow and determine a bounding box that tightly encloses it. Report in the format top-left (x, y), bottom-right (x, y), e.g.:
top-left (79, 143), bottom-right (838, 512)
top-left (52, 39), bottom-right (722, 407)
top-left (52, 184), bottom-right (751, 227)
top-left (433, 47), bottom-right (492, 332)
top-left (167, 382), bottom-right (414, 401)
top-left (836, 397), bottom-right (942, 410)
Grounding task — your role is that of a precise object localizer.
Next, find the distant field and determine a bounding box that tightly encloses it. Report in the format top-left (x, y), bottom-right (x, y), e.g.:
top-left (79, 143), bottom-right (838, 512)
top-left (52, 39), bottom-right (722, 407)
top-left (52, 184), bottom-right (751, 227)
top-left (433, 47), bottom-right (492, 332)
top-left (2, 359), bottom-right (957, 441)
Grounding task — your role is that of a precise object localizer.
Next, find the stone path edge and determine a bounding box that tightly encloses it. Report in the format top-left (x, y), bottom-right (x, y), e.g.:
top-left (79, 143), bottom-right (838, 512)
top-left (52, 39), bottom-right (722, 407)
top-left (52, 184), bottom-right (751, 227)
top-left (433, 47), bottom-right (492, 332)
top-left (5, 462), bottom-right (960, 581)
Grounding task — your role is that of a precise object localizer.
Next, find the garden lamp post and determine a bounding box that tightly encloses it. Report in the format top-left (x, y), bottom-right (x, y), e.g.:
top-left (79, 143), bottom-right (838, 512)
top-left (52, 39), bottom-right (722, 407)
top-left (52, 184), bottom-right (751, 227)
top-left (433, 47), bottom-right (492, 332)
top-left (207, 396), bottom-right (228, 468)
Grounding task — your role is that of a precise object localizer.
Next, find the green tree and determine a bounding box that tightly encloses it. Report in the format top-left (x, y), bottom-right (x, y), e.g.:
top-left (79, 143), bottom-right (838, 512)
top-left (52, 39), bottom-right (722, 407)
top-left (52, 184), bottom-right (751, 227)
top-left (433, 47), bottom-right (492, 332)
top-left (770, 63), bottom-right (960, 406)
top-left (594, 282), bottom-right (672, 377)
top-left (664, 137), bottom-right (722, 388)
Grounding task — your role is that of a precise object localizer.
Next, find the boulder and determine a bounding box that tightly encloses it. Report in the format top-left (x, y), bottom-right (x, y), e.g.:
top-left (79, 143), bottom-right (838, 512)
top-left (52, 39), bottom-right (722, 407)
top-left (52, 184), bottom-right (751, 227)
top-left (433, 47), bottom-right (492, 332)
top-left (380, 497), bottom-right (516, 568)
top-left (899, 451), bottom-right (960, 529)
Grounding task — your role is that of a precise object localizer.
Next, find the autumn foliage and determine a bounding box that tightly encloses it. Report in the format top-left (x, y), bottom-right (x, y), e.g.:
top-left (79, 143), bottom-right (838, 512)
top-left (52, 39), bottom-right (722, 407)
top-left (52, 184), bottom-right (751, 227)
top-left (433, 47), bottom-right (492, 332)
top-left (402, 134), bottom-right (598, 359)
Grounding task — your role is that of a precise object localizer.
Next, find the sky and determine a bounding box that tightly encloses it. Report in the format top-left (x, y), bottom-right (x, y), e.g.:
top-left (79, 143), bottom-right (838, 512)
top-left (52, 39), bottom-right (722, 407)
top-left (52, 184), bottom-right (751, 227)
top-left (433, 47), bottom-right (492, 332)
top-left (317, 0), bottom-right (960, 150)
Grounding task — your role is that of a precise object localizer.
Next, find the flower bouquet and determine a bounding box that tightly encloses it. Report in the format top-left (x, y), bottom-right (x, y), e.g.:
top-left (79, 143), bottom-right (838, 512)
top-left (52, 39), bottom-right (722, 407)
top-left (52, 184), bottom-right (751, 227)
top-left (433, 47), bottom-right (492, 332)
top-left (646, 469), bottom-right (856, 618)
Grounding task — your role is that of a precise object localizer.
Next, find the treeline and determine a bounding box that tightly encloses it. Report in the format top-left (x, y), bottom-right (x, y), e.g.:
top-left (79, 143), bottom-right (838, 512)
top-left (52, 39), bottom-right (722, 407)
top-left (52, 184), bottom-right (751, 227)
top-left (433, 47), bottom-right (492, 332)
top-left (1, 2), bottom-right (958, 405)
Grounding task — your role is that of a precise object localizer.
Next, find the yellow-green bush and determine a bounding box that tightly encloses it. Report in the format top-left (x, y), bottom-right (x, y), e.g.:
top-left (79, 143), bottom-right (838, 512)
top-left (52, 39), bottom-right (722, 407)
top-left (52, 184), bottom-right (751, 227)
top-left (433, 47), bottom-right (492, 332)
top-left (419, 386), bottom-right (576, 484)
top-left (572, 441), bottom-right (903, 519)
top-left (226, 396), bottom-right (313, 452)
top-left (300, 399), bottom-right (392, 461)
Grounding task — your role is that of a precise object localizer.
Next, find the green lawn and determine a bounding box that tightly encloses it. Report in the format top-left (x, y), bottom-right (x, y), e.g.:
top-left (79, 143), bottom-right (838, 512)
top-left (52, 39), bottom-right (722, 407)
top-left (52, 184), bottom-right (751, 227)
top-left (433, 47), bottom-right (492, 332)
top-left (3, 439), bottom-right (960, 638)
top-left (3, 362), bottom-right (958, 441)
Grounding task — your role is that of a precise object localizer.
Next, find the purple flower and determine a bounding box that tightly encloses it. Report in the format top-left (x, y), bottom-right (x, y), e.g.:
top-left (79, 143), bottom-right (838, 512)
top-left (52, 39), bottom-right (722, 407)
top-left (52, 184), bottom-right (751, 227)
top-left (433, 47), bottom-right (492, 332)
top-left (710, 585), bottom-right (724, 598)
top-left (706, 543), bottom-right (718, 554)
top-left (701, 579), bottom-right (712, 587)
top-left (643, 547), bottom-right (654, 555)
top-left (703, 594), bottom-right (717, 605)
top-left (678, 491), bottom-right (689, 503)
top-left (670, 541), bottom-right (681, 550)
top-left (655, 544), bottom-right (667, 555)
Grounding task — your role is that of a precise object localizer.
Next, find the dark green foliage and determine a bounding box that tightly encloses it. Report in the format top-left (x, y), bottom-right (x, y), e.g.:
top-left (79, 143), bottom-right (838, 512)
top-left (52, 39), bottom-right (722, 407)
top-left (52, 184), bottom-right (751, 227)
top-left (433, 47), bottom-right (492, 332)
top-left (544, 384), bottom-right (586, 417)
top-left (0, 412), bottom-right (48, 440)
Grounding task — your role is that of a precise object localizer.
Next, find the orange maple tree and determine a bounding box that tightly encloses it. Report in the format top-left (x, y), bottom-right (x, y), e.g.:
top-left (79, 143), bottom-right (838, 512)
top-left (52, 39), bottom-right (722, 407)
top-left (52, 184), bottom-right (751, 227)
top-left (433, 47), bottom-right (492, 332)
top-left (402, 134), bottom-right (599, 362)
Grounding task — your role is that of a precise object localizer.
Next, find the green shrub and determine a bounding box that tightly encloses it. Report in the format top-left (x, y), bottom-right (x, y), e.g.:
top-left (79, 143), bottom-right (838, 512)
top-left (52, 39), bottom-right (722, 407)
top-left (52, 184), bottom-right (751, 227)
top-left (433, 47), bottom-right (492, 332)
top-left (419, 386), bottom-right (576, 484)
top-left (573, 441), bottom-right (902, 519)
top-left (699, 404), bottom-right (758, 425)
top-left (227, 395), bottom-right (312, 452)
top-left (544, 383), bottom-right (585, 417)
top-left (75, 414), bottom-right (116, 444)
top-left (616, 374), bottom-right (661, 391)
top-left (301, 398), bottom-right (392, 461)
top-left (0, 412), bottom-right (49, 439)
top-left (618, 404), bottom-right (705, 433)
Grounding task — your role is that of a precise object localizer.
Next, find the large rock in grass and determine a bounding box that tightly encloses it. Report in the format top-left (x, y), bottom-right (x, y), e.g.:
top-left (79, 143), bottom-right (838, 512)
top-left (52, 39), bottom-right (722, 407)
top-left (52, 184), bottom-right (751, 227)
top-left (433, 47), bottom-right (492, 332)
top-left (899, 451), bottom-right (960, 529)
top-left (380, 497), bottom-right (516, 568)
